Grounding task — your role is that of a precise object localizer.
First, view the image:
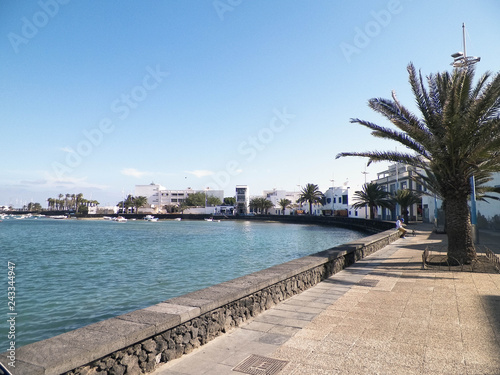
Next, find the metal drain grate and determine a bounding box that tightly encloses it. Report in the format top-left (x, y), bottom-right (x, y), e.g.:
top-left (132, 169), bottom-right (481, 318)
top-left (358, 279), bottom-right (379, 287)
top-left (232, 354), bottom-right (288, 375)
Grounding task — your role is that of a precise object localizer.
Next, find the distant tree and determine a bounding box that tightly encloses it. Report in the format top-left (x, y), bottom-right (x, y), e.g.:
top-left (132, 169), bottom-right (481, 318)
top-left (164, 204), bottom-right (179, 213)
top-left (47, 198), bottom-right (55, 210)
top-left (75, 193), bottom-right (84, 213)
top-left (351, 183), bottom-right (392, 220)
top-left (249, 197), bottom-right (273, 214)
top-left (262, 199), bottom-right (274, 214)
top-left (223, 197), bottom-right (236, 206)
top-left (117, 195), bottom-right (135, 213)
top-left (185, 192), bottom-right (206, 207)
top-left (298, 183), bottom-right (324, 215)
top-left (206, 196), bottom-right (222, 206)
top-left (133, 196), bottom-right (149, 214)
top-left (392, 189), bottom-right (421, 224)
top-left (27, 202), bottom-right (42, 212)
top-left (278, 198), bottom-right (292, 215)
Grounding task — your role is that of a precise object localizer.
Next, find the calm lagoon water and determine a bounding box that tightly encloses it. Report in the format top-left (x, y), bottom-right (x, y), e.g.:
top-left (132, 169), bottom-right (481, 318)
top-left (0, 217), bottom-right (365, 349)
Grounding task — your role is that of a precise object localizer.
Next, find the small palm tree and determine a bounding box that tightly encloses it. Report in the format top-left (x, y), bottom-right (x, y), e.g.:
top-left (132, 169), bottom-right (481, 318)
top-left (75, 193), bottom-right (84, 213)
top-left (298, 184), bottom-right (324, 215)
top-left (351, 183), bottom-right (393, 219)
top-left (278, 198), bottom-right (292, 215)
top-left (392, 189), bottom-right (421, 224)
top-left (337, 63), bottom-right (500, 263)
top-left (262, 199), bottom-right (274, 214)
top-left (133, 196), bottom-right (148, 214)
top-left (249, 197), bottom-right (274, 214)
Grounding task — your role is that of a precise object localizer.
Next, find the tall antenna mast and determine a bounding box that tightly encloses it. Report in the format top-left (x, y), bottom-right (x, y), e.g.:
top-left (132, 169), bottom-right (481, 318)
top-left (451, 23), bottom-right (480, 68)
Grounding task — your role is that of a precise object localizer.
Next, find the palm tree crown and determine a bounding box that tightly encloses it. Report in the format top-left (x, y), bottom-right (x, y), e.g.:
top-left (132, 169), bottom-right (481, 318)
top-left (391, 189), bottom-right (421, 224)
top-left (298, 183), bottom-right (324, 215)
top-left (337, 63), bottom-right (500, 263)
top-left (351, 183), bottom-right (393, 219)
top-left (278, 198), bottom-right (292, 215)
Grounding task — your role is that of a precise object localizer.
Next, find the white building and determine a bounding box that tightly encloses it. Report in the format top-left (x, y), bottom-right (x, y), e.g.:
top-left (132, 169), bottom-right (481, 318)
top-left (134, 183), bottom-right (224, 213)
top-left (322, 186), bottom-right (367, 218)
top-left (371, 164), bottom-right (425, 221)
top-left (263, 189), bottom-right (300, 215)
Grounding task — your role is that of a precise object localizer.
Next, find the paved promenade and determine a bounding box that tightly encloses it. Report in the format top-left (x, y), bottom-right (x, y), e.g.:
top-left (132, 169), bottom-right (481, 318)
top-left (153, 224), bottom-right (500, 375)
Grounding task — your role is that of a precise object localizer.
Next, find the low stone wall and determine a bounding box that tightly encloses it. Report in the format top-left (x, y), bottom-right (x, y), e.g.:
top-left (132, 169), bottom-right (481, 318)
top-left (1, 228), bottom-right (400, 375)
top-left (235, 215), bottom-right (396, 233)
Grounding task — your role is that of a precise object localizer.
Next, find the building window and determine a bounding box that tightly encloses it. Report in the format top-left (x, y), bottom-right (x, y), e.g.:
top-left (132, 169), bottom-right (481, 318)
top-left (343, 195), bottom-right (348, 205)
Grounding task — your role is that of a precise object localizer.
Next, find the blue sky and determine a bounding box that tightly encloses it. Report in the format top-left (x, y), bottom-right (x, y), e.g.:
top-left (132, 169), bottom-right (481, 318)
top-left (1, 0), bottom-right (499, 207)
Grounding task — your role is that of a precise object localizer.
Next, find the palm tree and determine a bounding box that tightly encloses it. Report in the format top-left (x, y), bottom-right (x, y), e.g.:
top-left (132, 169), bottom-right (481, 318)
top-left (337, 63), bottom-right (500, 264)
top-left (249, 197), bottom-right (260, 214)
top-left (278, 198), bottom-right (292, 215)
top-left (133, 196), bottom-right (148, 214)
top-left (298, 184), bottom-right (324, 215)
top-left (392, 189), bottom-right (421, 224)
top-left (75, 193), bottom-right (84, 213)
top-left (249, 197), bottom-right (274, 214)
top-left (262, 199), bottom-right (274, 214)
top-left (351, 183), bottom-right (393, 219)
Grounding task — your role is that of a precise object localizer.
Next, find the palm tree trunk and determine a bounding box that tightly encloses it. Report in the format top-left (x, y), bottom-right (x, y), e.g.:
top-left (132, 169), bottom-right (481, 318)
top-left (445, 196), bottom-right (476, 264)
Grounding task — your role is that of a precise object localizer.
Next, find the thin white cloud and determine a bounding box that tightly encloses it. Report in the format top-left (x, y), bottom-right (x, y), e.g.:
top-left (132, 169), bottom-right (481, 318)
top-left (121, 168), bottom-right (149, 178)
top-left (185, 170), bottom-right (214, 178)
top-left (60, 147), bottom-right (75, 153)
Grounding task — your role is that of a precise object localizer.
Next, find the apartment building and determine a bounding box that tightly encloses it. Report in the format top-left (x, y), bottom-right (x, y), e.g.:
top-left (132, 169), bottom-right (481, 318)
top-left (371, 164), bottom-right (424, 221)
top-left (134, 183), bottom-right (224, 212)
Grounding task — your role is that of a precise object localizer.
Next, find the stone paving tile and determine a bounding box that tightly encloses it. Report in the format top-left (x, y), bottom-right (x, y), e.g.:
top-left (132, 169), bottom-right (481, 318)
top-left (267, 324), bottom-right (301, 337)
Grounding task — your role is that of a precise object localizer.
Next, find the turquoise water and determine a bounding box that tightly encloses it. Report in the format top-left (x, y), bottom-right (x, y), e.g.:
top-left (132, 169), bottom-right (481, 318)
top-left (0, 218), bottom-right (365, 349)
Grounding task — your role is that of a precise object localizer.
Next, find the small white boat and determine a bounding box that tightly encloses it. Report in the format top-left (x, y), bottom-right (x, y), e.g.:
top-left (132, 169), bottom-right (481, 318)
top-left (103, 216), bottom-right (113, 220)
top-left (144, 215), bottom-right (158, 222)
top-left (48, 215), bottom-right (67, 220)
top-left (174, 218), bottom-right (182, 221)
top-left (204, 217), bottom-right (220, 222)
top-left (114, 216), bottom-right (127, 222)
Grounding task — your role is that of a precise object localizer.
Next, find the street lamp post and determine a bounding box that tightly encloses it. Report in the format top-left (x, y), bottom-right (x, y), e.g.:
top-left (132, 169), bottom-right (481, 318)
top-left (361, 169), bottom-right (368, 219)
top-left (330, 179), bottom-right (335, 216)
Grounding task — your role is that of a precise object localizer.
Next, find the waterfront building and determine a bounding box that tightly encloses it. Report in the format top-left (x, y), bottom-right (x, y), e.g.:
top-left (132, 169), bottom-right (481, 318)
top-left (235, 185), bottom-right (249, 215)
top-left (371, 164), bottom-right (424, 221)
top-left (263, 189), bottom-right (300, 215)
top-left (135, 183), bottom-right (224, 213)
top-left (323, 186), bottom-right (354, 217)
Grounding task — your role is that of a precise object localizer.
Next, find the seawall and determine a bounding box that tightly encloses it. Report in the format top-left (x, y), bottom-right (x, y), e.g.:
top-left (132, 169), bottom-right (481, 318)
top-left (1, 218), bottom-right (400, 375)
